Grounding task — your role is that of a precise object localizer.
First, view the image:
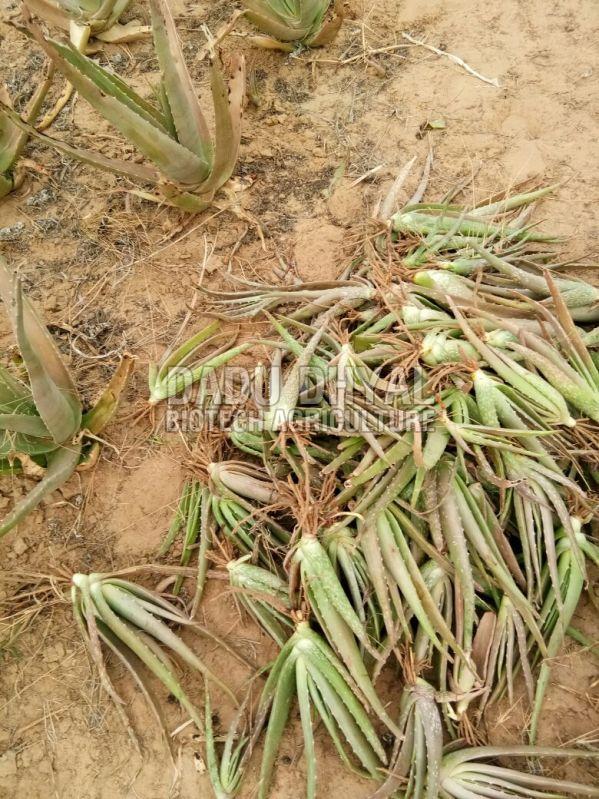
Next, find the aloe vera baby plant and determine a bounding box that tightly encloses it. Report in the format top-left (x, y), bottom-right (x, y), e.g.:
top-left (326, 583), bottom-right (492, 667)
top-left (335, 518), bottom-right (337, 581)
top-left (2, 0), bottom-right (245, 211)
top-left (242, 0), bottom-right (344, 51)
top-left (0, 256), bottom-right (132, 538)
top-left (256, 620), bottom-right (387, 799)
top-left (439, 745), bottom-right (599, 798)
top-left (72, 571), bottom-right (246, 744)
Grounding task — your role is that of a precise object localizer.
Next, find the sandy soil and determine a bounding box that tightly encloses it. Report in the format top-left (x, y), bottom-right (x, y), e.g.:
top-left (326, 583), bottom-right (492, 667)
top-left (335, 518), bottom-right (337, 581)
top-left (1, 0), bottom-right (598, 796)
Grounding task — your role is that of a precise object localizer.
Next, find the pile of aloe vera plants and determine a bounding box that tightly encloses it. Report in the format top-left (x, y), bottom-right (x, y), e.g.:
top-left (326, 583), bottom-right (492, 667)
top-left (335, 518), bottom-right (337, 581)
top-left (146, 184), bottom-right (599, 798)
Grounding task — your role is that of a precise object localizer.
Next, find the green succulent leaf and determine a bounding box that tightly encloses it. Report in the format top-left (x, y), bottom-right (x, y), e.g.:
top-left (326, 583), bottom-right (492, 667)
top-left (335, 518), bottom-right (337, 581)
top-left (0, 257), bottom-right (81, 444)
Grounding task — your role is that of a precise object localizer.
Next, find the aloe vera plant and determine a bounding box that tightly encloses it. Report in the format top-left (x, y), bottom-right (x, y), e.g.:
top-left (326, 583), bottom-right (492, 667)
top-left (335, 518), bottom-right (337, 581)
top-left (148, 321), bottom-right (255, 405)
top-left (256, 621), bottom-right (386, 799)
top-left (529, 525), bottom-right (599, 743)
top-left (3, 0), bottom-right (245, 211)
top-left (72, 571), bottom-right (241, 735)
top-left (227, 556), bottom-right (292, 646)
top-left (242, 0), bottom-right (344, 51)
top-left (439, 745), bottom-right (599, 798)
top-left (370, 679), bottom-right (443, 799)
top-left (0, 256), bottom-right (132, 538)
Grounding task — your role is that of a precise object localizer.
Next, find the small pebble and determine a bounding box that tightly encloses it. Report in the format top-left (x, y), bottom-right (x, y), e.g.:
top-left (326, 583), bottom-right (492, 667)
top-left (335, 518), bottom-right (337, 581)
top-left (12, 537), bottom-right (29, 556)
top-left (26, 187), bottom-right (54, 207)
top-left (0, 222), bottom-right (25, 241)
top-left (44, 295), bottom-right (59, 312)
top-left (36, 218), bottom-right (60, 234)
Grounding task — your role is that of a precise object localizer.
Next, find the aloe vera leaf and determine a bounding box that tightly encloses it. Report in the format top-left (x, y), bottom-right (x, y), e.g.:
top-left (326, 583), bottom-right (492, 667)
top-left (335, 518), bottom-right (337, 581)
top-left (72, 581), bottom-right (141, 749)
top-left (0, 440), bottom-right (81, 538)
top-left (199, 54), bottom-right (245, 195)
top-left (437, 462), bottom-right (475, 653)
top-left (191, 486), bottom-right (212, 614)
top-left (0, 431), bottom-right (57, 457)
top-left (82, 354), bottom-right (134, 434)
top-left (0, 364), bottom-right (31, 409)
top-left (264, 312), bottom-right (332, 430)
top-left (529, 469), bottom-right (585, 578)
top-left (204, 690), bottom-right (226, 799)
top-left (110, 582), bottom-right (253, 671)
top-left (508, 340), bottom-right (599, 422)
top-left (443, 745), bottom-right (599, 791)
top-left (349, 433), bottom-right (413, 486)
top-left (422, 422), bottom-right (451, 470)
top-left (376, 511), bottom-right (446, 657)
top-left (459, 766), bottom-right (597, 797)
top-left (0, 413), bottom-right (50, 437)
top-left (334, 543), bottom-right (366, 623)
top-left (307, 583), bottom-right (399, 734)
top-left (471, 184), bottom-right (557, 217)
top-left (174, 481), bottom-right (202, 594)
top-left (99, 622), bottom-right (177, 763)
top-left (0, 101), bottom-right (161, 182)
top-left (544, 272), bottom-right (599, 377)
top-left (297, 535), bottom-right (374, 653)
top-left (34, 31), bottom-right (169, 131)
top-left (472, 244), bottom-right (578, 298)
top-left (295, 656), bottom-right (317, 799)
top-left (158, 480), bottom-right (191, 556)
top-left (0, 59), bottom-right (54, 182)
top-left (151, 342), bottom-right (253, 404)
top-left (307, 673), bottom-right (361, 776)
top-left (303, 646), bottom-right (385, 771)
top-left (0, 261), bottom-right (81, 443)
top-left (529, 554), bottom-right (584, 744)
top-left (258, 648), bottom-right (298, 799)
top-left (240, 595), bottom-right (291, 647)
top-left (99, 581), bottom-right (187, 626)
top-left (511, 609), bottom-right (535, 704)
top-left (454, 475), bottom-right (546, 654)
top-left (449, 303), bottom-right (574, 426)
top-left (308, 690), bottom-right (380, 780)
top-left (394, 209), bottom-right (554, 242)
top-left (359, 457), bottom-right (418, 522)
top-left (532, 483), bottom-right (565, 615)
top-left (359, 521), bottom-right (404, 646)
top-left (422, 709), bottom-right (443, 799)
top-left (148, 0), bottom-right (211, 159)
top-left (387, 511), bottom-right (464, 657)
top-left (157, 320), bottom-right (221, 380)
top-left (243, 1), bottom-right (312, 41)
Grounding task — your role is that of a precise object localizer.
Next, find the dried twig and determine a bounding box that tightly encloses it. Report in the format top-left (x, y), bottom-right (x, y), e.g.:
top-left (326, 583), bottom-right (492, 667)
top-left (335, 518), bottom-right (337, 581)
top-left (402, 31), bottom-right (500, 88)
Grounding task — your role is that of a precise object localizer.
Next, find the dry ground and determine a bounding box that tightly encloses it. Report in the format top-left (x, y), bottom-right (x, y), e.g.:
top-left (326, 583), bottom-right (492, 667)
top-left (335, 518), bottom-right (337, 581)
top-left (1, 0), bottom-right (598, 796)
